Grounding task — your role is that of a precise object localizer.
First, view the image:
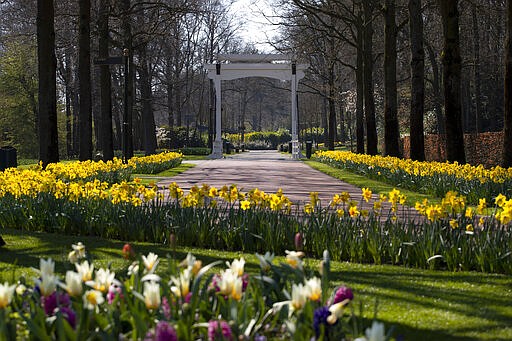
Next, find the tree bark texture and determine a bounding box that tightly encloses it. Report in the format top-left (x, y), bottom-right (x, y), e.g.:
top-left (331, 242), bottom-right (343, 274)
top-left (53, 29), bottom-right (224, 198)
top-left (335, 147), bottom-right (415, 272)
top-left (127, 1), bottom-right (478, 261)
top-left (409, 0), bottom-right (425, 161)
top-left (363, 1), bottom-right (378, 155)
top-left (383, 0), bottom-right (401, 157)
top-left (37, 0), bottom-right (59, 167)
top-left (78, 0), bottom-right (92, 161)
top-left (438, 0), bottom-right (466, 163)
top-left (503, 0), bottom-right (512, 167)
top-left (356, 13), bottom-right (365, 154)
top-left (98, 0), bottom-right (114, 161)
top-left (121, 0), bottom-right (134, 159)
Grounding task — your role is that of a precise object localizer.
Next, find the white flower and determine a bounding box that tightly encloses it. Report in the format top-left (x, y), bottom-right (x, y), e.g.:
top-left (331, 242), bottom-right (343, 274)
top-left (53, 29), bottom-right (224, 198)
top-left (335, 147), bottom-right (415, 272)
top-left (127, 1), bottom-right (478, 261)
top-left (285, 250), bottom-right (305, 270)
top-left (290, 283), bottom-right (308, 314)
top-left (0, 282), bottom-right (16, 309)
top-left (365, 321), bottom-right (385, 341)
top-left (305, 277), bottom-right (322, 301)
top-left (61, 271), bottom-right (83, 297)
top-left (127, 261), bottom-right (139, 276)
top-left (75, 260), bottom-right (94, 282)
top-left (86, 268), bottom-right (115, 293)
top-left (180, 253), bottom-right (196, 268)
top-left (36, 274), bottom-right (57, 297)
top-left (169, 267), bottom-right (192, 298)
top-left (68, 251), bottom-right (79, 264)
top-left (39, 258), bottom-right (55, 277)
top-left (142, 252), bottom-right (159, 274)
top-left (143, 281), bottom-right (161, 309)
top-left (83, 289), bottom-right (104, 310)
top-left (217, 269), bottom-right (238, 297)
top-left (72, 242), bottom-right (86, 259)
top-left (255, 252), bottom-right (274, 272)
top-left (15, 284), bottom-right (26, 296)
top-left (227, 257), bottom-right (245, 277)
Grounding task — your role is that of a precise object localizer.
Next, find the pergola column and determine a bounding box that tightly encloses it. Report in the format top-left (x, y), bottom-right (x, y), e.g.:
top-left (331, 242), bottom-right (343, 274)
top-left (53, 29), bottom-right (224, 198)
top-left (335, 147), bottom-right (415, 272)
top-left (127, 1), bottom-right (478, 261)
top-left (291, 63), bottom-right (299, 160)
top-left (210, 64), bottom-right (223, 158)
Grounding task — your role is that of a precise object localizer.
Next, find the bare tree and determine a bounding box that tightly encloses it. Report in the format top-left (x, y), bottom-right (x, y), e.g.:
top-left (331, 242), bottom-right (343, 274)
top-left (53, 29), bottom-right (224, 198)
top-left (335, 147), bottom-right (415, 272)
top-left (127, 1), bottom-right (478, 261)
top-left (37, 0), bottom-right (59, 166)
top-left (383, 0), bottom-right (400, 157)
top-left (78, 0), bottom-right (92, 160)
top-left (438, 0), bottom-right (465, 163)
top-left (504, 0), bottom-right (512, 167)
top-left (409, 0), bottom-right (425, 161)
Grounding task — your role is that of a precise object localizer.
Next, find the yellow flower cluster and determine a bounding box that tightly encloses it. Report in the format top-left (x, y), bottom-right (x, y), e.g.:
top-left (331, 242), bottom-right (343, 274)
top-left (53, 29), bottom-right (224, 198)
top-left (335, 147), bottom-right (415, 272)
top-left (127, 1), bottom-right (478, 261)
top-left (0, 160), bottom-right (162, 206)
top-left (167, 182), bottom-right (292, 211)
top-left (415, 191), bottom-right (468, 222)
top-left (316, 150), bottom-right (512, 184)
top-left (494, 194), bottom-right (512, 225)
top-left (127, 152), bottom-right (182, 170)
top-left (45, 158), bottom-right (128, 181)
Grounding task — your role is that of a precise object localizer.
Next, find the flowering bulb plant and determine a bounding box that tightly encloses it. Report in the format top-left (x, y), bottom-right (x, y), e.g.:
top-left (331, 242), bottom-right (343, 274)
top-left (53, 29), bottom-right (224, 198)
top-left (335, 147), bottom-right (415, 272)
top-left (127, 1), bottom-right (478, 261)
top-left (0, 243), bottom-right (388, 340)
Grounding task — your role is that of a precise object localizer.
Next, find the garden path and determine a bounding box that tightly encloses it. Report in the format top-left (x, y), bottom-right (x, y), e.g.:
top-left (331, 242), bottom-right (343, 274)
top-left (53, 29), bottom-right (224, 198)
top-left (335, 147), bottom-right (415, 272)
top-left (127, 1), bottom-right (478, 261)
top-left (157, 150), bottom-right (419, 221)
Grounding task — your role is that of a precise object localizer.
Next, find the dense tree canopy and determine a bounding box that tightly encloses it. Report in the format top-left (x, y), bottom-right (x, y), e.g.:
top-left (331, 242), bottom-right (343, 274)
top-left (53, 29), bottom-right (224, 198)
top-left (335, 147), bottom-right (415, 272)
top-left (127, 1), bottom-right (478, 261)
top-left (0, 0), bottom-right (510, 165)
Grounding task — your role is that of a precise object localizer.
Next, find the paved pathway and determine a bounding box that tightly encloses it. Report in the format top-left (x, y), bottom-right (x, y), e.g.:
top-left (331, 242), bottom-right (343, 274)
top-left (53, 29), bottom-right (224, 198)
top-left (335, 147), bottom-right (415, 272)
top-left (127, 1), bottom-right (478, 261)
top-left (157, 150), bottom-right (418, 222)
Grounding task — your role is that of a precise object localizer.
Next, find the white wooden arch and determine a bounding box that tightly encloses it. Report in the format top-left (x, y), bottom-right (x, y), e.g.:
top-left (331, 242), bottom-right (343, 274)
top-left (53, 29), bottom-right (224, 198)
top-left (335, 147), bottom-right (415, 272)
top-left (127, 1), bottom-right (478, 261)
top-left (205, 54), bottom-right (308, 159)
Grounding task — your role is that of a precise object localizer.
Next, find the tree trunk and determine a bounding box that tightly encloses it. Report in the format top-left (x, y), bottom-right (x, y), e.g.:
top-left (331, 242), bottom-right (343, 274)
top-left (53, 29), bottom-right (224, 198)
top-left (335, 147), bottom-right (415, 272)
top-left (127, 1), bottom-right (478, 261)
top-left (472, 5), bottom-right (482, 134)
top-left (356, 13), bottom-right (365, 154)
top-left (327, 65), bottom-right (336, 150)
top-left (120, 0), bottom-right (134, 159)
top-left (426, 43), bottom-right (445, 134)
top-left (503, 0), bottom-right (512, 167)
top-left (65, 51), bottom-right (73, 158)
top-left (383, 0), bottom-right (400, 157)
top-left (138, 48), bottom-right (157, 155)
top-left (37, 0), bottom-right (59, 166)
top-left (363, 1), bottom-right (378, 155)
top-left (98, 0), bottom-right (114, 160)
top-left (438, 0), bottom-right (466, 163)
top-left (78, 0), bottom-right (92, 161)
top-left (409, 0), bottom-right (425, 161)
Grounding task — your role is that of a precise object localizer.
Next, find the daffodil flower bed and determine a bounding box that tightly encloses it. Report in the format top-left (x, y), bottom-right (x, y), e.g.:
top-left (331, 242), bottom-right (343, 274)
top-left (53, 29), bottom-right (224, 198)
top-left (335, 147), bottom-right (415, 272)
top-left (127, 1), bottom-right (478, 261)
top-left (0, 242), bottom-right (388, 340)
top-left (314, 150), bottom-right (512, 203)
top-left (0, 173), bottom-right (511, 274)
top-left (128, 151), bottom-right (183, 175)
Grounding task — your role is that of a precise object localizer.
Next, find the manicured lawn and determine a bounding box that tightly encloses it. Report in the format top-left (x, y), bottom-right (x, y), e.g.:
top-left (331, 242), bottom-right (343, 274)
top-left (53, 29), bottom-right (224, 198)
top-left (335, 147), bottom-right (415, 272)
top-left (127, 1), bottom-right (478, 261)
top-left (132, 162), bottom-right (196, 185)
top-left (1, 228), bottom-right (510, 340)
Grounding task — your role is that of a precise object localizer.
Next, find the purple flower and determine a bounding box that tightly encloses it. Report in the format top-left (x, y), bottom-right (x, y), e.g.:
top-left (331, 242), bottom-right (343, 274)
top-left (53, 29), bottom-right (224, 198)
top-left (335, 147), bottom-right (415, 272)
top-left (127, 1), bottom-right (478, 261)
top-left (162, 297), bottom-right (171, 320)
top-left (184, 292), bottom-right (192, 304)
top-left (42, 292), bottom-right (71, 316)
top-left (313, 306), bottom-right (331, 337)
top-left (332, 286), bottom-right (353, 305)
top-left (155, 321), bottom-right (177, 341)
top-left (294, 232), bottom-right (303, 251)
top-left (59, 306), bottom-right (77, 329)
top-left (242, 273), bottom-right (250, 291)
top-left (208, 320), bottom-right (233, 341)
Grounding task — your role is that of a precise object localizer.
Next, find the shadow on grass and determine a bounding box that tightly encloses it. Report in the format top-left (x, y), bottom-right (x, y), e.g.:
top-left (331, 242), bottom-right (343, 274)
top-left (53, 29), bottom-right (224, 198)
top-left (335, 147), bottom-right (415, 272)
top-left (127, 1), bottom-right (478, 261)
top-left (328, 265), bottom-right (512, 340)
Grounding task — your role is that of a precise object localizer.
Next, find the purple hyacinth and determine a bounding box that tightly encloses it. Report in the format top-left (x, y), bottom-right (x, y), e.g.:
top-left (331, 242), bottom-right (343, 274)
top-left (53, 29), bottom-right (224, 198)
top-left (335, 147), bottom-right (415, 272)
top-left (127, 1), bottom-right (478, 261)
top-left (42, 292), bottom-right (71, 316)
top-left (313, 306), bottom-right (331, 337)
top-left (208, 320), bottom-right (233, 341)
top-left (155, 321), bottom-right (177, 341)
top-left (332, 286), bottom-right (353, 305)
top-left (59, 306), bottom-right (77, 329)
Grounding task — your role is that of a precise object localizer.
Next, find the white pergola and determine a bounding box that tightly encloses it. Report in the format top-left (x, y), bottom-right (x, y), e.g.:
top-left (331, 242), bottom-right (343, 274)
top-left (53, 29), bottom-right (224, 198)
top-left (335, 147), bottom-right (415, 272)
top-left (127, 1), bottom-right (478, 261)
top-left (205, 54), bottom-right (308, 159)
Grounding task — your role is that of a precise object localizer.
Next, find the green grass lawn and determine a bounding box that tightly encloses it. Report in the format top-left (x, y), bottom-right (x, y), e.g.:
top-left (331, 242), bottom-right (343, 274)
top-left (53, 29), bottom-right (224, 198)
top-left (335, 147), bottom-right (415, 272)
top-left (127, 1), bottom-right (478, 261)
top-left (0, 228), bottom-right (510, 340)
top-left (132, 162), bottom-right (196, 185)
